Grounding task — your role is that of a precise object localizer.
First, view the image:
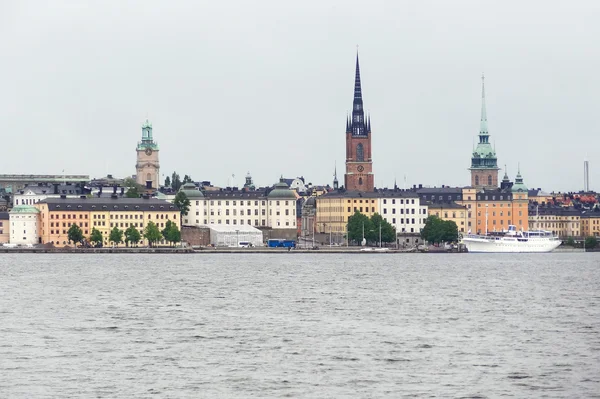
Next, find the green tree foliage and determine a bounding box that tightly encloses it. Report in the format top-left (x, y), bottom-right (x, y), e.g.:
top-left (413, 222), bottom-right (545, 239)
top-left (161, 220), bottom-right (181, 247)
top-left (171, 172), bottom-right (182, 191)
top-left (124, 177), bottom-right (143, 198)
top-left (67, 223), bottom-right (84, 246)
top-left (89, 228), bottom-right (103, 246)
top-left (565, 237), bottom-right (576, 247)
top-left (164, 176), bottom-right (171, 188)
top-left (174, 191), bottom-right (191, 217)
top-left (347, 211), bottom-right (373, 244)
top-left (421, 215), bottom-right (459, 244)
top-left (585, 236), bottom-right (598, 249)
top-left (370, 213), bottom-right (396, 243)
top-left (124, 226), bottom-right (142, 247)
top-left (109, 227), bottom-right (123, 246)
top-left (182, 175), bottom-right (193, 184)
top-left (126, 187), bottom-right (140, 198)
top-left (144, 221), bottom-right (162, 247)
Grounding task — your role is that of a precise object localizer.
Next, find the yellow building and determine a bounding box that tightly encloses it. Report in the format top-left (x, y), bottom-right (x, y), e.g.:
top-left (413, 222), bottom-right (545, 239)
top-left (581, 213), bottom-right (600, 237)
top-left (427, 203), bottom-right (468, 233)
top-left (528, 205), bottom-right (581, 238)
top-left (316, 191), bottom-right (379, 234)
top-left (36, 197), bottom-right (180, 247)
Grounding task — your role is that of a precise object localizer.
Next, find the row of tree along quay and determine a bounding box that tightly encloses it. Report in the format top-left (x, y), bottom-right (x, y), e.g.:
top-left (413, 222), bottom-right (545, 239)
top-left (67, 220), bottom-right (182, 248)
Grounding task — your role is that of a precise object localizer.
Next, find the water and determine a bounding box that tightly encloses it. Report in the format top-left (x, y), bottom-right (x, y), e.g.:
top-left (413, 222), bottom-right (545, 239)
top-left (1, 253), bottom-right (599, 398)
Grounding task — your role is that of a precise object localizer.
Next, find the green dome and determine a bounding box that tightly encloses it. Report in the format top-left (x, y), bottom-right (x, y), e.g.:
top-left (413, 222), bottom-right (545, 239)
top-left (179, 183), bottom-right (204, 198)
top-left (268, 179), bottom-right (296, 199)
top-left (511, 169), bottom-right (528, 192)
top-left (10, 205), bottom-right (40, 214)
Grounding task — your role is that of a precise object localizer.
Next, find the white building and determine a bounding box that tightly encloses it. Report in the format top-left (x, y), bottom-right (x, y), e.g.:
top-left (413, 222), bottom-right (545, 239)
top-left (180, 180), bottom-right (297, 233)
top-left (13, 184), bottom-right (86, 206)
top-left (378, 192), bottom-right (428, 234)
top-left (9, 205), bottom-right (40, 245)
top-left (208, 224), bottom-right (264, 247)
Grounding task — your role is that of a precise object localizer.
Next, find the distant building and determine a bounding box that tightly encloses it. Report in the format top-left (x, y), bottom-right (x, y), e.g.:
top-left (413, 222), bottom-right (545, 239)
top-left (13, 183), bottom-right (88, 206)
top-left (135, 119), bottom-right (160, 189)
top-left (427, 202), bottom-right (468, 233)
top-left (581, 210), bottom-right (600, 237)
top-left (469, 75), bottom-right (499, 189)
top-left (9, 205), bottom-right (40, 245)
top-left (36, 197), bottom-right (180, 247)
top-left (529, 204), bottom-right (582, 239)
top-left (344, 54), bottom-right (374, 192)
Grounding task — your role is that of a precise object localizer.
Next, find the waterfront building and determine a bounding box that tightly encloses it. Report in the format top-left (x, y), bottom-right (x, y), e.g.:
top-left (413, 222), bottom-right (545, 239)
top-left (9, 205), bottom-right (40, 245)
top-left (581, 211), bottom-right (600, 237)
top-left (36, 197), bottom-right (180, 247)
top-left (315, 189), bottom-right (427, 236)
top-left (469, 75), bottom-right (499, 189)
top-left (528, 204), bottom-right (581, 239)
top-left (135, 119), bottom-right (160, 189)
top-left (427, 202), bottom-right (468, 233)
top-left (180, 178), bottom-right (298, 240)
top-left (344, 54), bottom-right (374, 192)
top-left (0, 212), bottom-right (8, 243)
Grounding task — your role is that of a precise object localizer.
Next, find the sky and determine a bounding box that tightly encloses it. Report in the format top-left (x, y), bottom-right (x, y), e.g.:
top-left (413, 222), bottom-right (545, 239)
top-left (1, 0), bottom-right (599, 192)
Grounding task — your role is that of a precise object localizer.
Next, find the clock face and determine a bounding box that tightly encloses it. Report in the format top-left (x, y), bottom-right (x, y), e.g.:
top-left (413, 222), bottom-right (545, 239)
top-left (145, 148), bottom-right (152, 156)
top-left (357, 165), bottom-right (364, 172)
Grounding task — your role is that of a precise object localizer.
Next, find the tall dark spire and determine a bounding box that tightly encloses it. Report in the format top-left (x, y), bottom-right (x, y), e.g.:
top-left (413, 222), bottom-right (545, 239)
top-left (350, 51), bottom-right (367, 137)
top-left (354, 53), bottom-right (362, 100)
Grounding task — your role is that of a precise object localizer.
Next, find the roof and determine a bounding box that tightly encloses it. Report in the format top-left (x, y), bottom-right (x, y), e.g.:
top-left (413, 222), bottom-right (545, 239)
top-left (0, 212), bottom-right (9, 220)
top-left (268, 180), bottom-right (297, 199)
top-left (38, 197), bottom-right (179, 212)
top-left (179, 183), bottom-right (204, 198)
top-left (320, 189), bottom-right (418, 199)
top-left (425, 202), bottom-right (467, 209)
top-left (10, 205), bottom-right (40, 214)
top-left (204, 190), bottom-right (266, 200)
top-left (416, 187), bottom-right (463, 195)
top-left (529, 205), bottom-right (582, 217)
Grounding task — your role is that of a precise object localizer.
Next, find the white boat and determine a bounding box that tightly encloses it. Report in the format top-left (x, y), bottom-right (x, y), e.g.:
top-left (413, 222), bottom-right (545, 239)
top-left (462, 225), bottom-right (561, 253)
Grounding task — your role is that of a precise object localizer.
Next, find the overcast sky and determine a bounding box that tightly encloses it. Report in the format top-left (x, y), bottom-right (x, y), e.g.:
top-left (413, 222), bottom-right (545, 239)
top-left (2, 0), bottom-right (598, 192)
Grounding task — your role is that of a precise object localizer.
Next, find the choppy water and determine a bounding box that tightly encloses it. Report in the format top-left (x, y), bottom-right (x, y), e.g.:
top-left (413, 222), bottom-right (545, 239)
top-left (1, 253), bottom-right (599, 398)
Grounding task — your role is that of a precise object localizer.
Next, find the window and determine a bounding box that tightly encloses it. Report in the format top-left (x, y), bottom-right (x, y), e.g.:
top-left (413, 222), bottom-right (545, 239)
top-left (488, 175), bottom-right (492, 186)
top-left (356, 143), bottom-right (364, 161)
top-left (358, 177), bottom-right (363, 185)
top-left (475, 175), bottom-right (480, 186)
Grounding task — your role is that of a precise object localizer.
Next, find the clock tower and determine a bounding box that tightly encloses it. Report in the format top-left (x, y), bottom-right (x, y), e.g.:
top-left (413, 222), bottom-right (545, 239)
top-left (344, 54), bottom-right (374, 192)
top-left (135, 119), bottom-right (160, 189)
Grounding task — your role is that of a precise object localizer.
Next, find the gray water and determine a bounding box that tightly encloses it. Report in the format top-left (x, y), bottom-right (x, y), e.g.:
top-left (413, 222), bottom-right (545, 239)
top-left (1, 253), bottom-right (599, 398)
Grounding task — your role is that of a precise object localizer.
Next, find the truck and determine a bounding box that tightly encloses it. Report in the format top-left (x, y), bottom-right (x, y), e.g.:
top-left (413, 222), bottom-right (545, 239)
top-left (267, 239), bottom-right (296, 248)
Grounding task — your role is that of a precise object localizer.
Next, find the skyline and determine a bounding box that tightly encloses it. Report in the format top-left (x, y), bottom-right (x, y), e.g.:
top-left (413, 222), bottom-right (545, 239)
top-left (2, 0), bottom-right (598, 191)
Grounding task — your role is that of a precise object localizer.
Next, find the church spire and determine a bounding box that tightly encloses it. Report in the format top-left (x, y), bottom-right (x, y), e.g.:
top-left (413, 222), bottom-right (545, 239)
top-left (333, 162), bottom-right (339, 189)
top-left (350, 51), bottom-right (366, 136)
top-left (354, 52), bottom-right (362, 100)
top-left (480, 74), bottom-right (488, 135)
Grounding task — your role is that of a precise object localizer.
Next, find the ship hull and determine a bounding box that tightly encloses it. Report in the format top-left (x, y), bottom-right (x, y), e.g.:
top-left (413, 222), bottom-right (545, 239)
top-left (463, 237), bottom-right (561, 253)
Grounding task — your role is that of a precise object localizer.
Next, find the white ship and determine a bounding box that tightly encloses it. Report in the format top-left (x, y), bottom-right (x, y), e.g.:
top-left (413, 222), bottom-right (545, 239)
top-left (462, 225), bottom-right (561, 253)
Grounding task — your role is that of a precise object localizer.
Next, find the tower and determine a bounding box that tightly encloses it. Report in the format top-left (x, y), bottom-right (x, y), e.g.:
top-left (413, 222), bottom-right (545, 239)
top-left (333, 162), bottom-right (339, 190)
top-left (469, 75), bottom-right (499, 189)
top-left (135, 119), bottom-right (160, 189)
top-left (344, 53), bottom-right (374, 192)
top-left (584, 158), bottom-right (590, 192)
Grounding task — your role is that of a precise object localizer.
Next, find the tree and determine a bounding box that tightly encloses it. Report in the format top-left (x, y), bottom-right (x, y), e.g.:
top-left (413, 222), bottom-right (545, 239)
top-left (370, 213), bottom-right (396, 244)
top-left (89, 228), bottom-right (103, 247)
top-left (161, 220), bottom-right (181, 247)
top-left (126, 187), bottom-right (140, 198)
top-left (585, 236), bottom-right (598, 249)
top-left (144, 221), bottom-right (162, 247)
top-left (421, 216), bottom-right (458, 244)
top-left (164, 176), bottom-right (171, 188)
top-left (124, 177), bottom-right (143, 198)
top-left (174, 191), bottom-right (191, 217)
top-left (171, 172), bottom-right (182, 191)
top-left (347, 211), bottom-right (373, 245)
top-left (566, 237), bottom-right (576, 247)
top-left (124, 226), bottom-right (142, 247)
top-left (182, 174), bottom-right (193, 184)
top-left (109, 227), bottom-right (123, 247)
top-left (67, 223), bottom-right (84, 246)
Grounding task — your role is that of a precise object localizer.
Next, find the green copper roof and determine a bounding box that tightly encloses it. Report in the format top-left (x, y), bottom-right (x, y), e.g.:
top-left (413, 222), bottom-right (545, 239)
top-left (180, 183), bottom-right (204, 198)
top-left (471, 74), bottom-right (498, 169)
top-left (10, 205), bottom-right (40, 214)
top-left (268, 178), bottom-right (296, 199)
top-left (511, 166), bottom-right (528, 192)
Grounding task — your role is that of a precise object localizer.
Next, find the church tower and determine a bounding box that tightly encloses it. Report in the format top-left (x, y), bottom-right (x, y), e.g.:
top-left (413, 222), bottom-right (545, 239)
top-left (344, 53), bottom-right (374, 192)
top-left (135, 119), bottom-right (160, 189)
top-left (469, 75), bottom-right (499, 189)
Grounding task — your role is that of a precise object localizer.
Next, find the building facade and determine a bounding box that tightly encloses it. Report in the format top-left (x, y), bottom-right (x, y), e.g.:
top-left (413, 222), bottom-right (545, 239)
top-left (528, 205), bottom-right (581, 238)
top-left (9, 205), bottom-right (40, 245)
top-left (0, 212), bottom-right (9, 243)
top-left (36, 197), bottom-right (179, 247)
top-left (581, 211), bottom-right (600, 237)
top-left (427, 202), bottom-right (468, 233)
top-left (344, 54), bottom-right (374, 192)
top-left (469, 75), bottom-right (499, 189)
top-left (135, 119), bottom-right (160, 189)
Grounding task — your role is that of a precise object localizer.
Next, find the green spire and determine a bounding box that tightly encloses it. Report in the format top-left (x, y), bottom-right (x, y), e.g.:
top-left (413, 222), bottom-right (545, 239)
top-left (511, 164), bottom-right (527, 192)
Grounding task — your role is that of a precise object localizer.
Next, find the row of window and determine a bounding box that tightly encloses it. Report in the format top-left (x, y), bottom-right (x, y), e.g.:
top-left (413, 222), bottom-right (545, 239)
top-left (195, 200), bottom-right (292, 206)
top-left (50, 214), bottom-right (87, 220)
top-left (383, 208), bottom-right (419, 215)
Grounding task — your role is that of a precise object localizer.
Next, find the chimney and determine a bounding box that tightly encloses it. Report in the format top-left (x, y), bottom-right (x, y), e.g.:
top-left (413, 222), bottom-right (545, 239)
top-left (120, 187), bottom-right (124, 195)
top-left (419, 184), bottom-right (423, 189)
top-left (99, 186), bottom-right (103, 194)
top-left (53, 183), bottom-right (59, 195)
top-left (113, 185), bottom-right (117, 194)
